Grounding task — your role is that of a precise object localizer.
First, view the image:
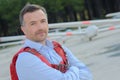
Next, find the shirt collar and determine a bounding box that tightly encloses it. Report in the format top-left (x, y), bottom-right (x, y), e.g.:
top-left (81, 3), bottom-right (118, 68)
top-left (23, 39), bottom-right (54, 51)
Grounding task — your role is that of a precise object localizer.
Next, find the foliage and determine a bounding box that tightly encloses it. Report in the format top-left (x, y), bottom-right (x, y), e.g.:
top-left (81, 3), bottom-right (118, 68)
top-left (0, 0), bottom-right (85, 36)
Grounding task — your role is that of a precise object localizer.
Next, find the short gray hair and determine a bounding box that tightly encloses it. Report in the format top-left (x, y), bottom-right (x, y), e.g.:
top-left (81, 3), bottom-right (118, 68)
top-left (19, 3), bottom-right (47, 26)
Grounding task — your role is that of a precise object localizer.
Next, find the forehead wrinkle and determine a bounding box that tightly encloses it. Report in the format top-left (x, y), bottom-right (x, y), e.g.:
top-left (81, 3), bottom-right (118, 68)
top-left (23, 10), bottom-right (47, 24)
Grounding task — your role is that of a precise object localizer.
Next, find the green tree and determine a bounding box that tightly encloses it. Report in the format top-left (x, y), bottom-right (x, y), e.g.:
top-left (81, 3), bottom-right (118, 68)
top-left (61, 0), bottom-right (85, 21)
top-left (0, 0), bottom-right (23, 36)
top-left (0, 0), bottom-right (86, 36)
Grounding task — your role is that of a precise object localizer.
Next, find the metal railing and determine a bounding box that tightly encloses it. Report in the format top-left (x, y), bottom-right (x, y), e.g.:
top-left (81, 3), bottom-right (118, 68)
top-left (1, 19), bottom-right (120, 47)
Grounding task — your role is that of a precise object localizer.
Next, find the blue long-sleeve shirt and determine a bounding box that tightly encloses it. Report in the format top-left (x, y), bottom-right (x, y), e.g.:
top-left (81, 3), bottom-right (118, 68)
top-left (16, 39), bottom-right (93, 80)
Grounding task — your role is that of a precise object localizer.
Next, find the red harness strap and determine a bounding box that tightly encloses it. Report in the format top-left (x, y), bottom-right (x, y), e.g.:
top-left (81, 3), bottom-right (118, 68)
top-left (52, 41), bottom-right (68, 72)
top-left (10, 41), bottom-right (68, 80)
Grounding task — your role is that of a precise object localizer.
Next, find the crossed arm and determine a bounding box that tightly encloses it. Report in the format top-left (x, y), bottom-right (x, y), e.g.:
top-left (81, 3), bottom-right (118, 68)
top-left (16, 47), bottom-right (92, 80)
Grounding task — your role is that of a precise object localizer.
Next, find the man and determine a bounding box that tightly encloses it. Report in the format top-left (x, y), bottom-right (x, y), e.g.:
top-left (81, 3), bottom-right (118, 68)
top-left (10, 3), bottom-right (93, 80)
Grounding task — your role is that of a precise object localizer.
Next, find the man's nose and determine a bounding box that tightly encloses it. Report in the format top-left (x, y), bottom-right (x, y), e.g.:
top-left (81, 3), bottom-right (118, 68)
top-left (37, 22), bottom-right (44, 29)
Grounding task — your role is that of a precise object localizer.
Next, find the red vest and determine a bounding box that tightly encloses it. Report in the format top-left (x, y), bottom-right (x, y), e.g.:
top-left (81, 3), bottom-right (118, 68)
top-left (10, 41), bottom-right (68, 80)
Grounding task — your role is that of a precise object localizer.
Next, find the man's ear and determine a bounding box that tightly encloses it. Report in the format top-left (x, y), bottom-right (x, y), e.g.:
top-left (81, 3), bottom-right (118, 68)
top-left (21, 26), bottom-right (26, 34)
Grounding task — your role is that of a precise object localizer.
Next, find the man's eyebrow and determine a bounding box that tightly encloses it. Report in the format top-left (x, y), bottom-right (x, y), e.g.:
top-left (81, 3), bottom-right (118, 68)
top-left (29, 21), bottom-right (36, 24)
top-left (30, 20), bottom-right (36, 22)
top-left (41, 19), bottom-right (47, 21)
top-left (29, 19), bottom-right (47, 23)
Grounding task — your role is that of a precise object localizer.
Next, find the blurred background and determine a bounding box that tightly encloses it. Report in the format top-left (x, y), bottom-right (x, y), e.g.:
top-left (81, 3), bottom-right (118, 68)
top-left (0, 0), bottom-right (120, 37)
top-left (1, 0), bottom-right (120, 80)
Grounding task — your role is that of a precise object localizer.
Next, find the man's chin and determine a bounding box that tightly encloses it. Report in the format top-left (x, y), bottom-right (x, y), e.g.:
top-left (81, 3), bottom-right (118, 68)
top-left (36, 38), bottom-right (46, 42)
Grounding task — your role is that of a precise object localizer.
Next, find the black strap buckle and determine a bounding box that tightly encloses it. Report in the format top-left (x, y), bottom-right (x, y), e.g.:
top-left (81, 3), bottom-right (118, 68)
top-left (58, 64), bottom-right (68, 73)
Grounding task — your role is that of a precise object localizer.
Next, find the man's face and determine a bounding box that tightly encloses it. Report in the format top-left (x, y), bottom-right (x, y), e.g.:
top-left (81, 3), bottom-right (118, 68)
top-left (21, 10), bottom-right (48, 43)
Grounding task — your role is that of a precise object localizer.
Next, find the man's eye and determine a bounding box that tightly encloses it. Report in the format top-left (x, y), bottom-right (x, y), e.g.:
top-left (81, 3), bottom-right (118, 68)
top-left (41, 20), bottom-right (46, 23)
top-left (30, 22), bottom-right (36, 25)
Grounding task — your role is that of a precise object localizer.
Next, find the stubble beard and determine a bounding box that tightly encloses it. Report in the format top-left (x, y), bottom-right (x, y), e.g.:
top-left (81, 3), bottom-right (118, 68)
top-left (34, 30), bottom-right (48, 43)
